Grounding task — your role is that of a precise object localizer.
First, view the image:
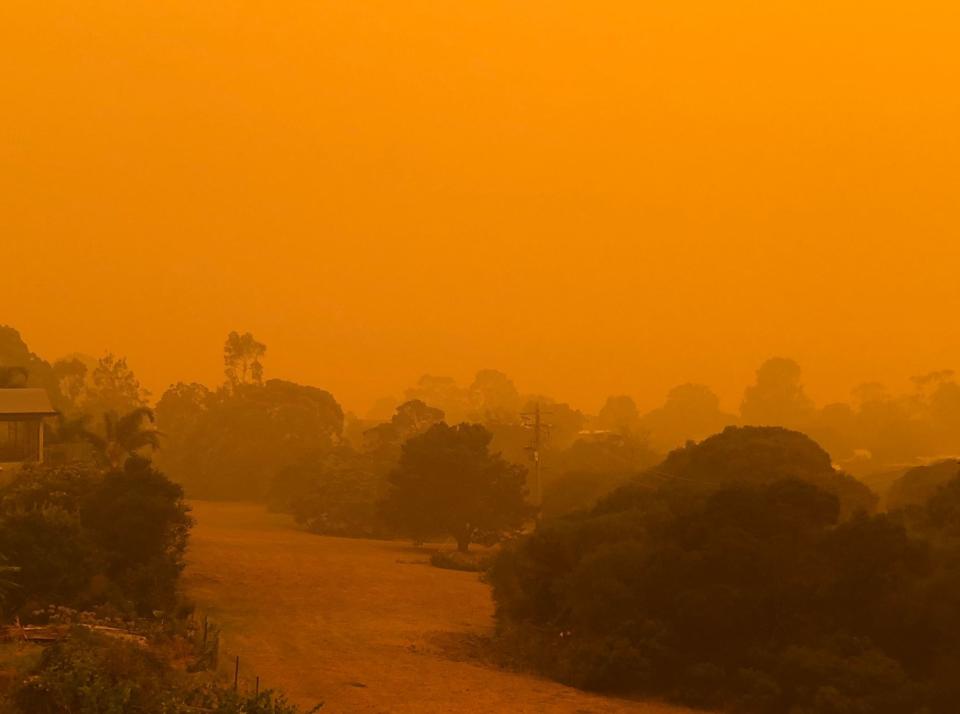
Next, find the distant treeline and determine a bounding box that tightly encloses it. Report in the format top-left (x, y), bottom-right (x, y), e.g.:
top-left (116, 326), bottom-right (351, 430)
top-left (6, 324), bottom-right (960, 523)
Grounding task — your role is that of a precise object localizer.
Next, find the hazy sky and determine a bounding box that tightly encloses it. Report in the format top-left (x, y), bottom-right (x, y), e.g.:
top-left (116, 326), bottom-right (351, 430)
top-left (3, 1), bottom-right (959, 414)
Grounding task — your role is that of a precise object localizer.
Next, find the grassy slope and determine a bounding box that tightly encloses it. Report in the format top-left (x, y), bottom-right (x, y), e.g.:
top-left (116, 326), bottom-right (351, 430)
top-left (183, 501), bottom-right (698, 714)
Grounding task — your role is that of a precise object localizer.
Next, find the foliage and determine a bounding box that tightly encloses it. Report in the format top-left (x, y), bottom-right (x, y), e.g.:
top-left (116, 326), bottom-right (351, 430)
top-left (605, 425), bottom-right (878, 518)
top-left (80, 457), bottom-right (192, 613)
top-left (467, 370), bottom-right (522, 423)
top-left (0, 366), bottom-right (29, 389)
top-left (381, 423), bottom-right (533, 551)
top-left (888, 459), bottom-right (960, 510)
top-left (361, 399), bottom-right (444, 454)
top-left (224, 331), bottom-right (267, 388)
top-left (0, 326), bottom-right (70, 411)
top-left (540, 468), bottom-right (634, 519)
top-left (82, 408), bottom-right (162, 469)
top-left (596, 395), bottom-right (641, 435)
top-left (740, 357), bottom-right (816, 430)
top-left (0, 555), bottom-right (20, 613)
top-left (84, 353), bottom-right (149, 417)
top-left (491, 465), bottom-right (960, 712)
top-left (0, 460), bottom-right (191, 616)
top-left (4, 629), bottom-right (318, 714)
top-left (429, 548), bottom-right (493, 572)
top-left (157, 379), bottom-right (344, 500)
top-left (10, 630), bottom-right (175, 714)
top-left (638, 383), bottom-right (737, 453)
top-left (272, 447), bottom-right (391, 538)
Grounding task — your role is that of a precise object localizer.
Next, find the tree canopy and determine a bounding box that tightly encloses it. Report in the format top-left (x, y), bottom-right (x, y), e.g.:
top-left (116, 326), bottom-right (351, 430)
top-left (381, 422), bottom-right (532, 551)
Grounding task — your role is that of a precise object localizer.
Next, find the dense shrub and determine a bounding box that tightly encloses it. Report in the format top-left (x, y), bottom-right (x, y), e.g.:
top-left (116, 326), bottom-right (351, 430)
top-left (0, 459), bottom-right (191, 616)
top-left (490, 469), bottom-right (960, 713)
top-left (430, 548), bottom-right (493, 572)
top-left (270, 447), bottom-right (392, 538)
top-left (540, 469), bottom-right (634, 519)
top-left (603, 426), bottom-right (878, 517)
top-left (4, 629), bottom-right (317, 714)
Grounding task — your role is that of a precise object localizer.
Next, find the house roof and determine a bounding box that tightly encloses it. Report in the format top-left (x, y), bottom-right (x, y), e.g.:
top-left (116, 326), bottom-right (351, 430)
top-left (0, 389), bottom-right (58, 417)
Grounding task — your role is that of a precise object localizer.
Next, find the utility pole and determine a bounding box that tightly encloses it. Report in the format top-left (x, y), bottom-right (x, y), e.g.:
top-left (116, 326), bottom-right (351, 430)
top-left (521, 402), bottom-right (551, 509)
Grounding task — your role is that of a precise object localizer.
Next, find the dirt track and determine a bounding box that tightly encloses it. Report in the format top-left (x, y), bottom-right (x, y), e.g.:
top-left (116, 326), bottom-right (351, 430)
top-left (183, 501), bottom-right (697, 714)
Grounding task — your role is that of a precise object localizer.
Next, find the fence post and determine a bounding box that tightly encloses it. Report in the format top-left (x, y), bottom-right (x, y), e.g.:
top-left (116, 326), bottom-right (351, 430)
top-left (234, 655), bottom-right (240, 691)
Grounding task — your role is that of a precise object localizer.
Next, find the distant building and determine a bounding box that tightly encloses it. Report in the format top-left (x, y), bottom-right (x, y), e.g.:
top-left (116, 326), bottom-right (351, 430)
top-left (0, 388), bottom-right (57, 469)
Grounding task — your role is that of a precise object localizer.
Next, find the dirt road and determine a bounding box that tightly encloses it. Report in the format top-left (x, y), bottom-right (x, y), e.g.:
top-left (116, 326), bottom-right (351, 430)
top-left (183, 501), bottom-right (696, 714)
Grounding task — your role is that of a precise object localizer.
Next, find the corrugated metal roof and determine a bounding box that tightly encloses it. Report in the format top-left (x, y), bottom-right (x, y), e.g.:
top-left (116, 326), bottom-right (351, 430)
top-left (0, 389), bottom-right (57, 416)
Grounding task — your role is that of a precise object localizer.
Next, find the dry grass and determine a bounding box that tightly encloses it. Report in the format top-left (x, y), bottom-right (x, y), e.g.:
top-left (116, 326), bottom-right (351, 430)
top-left (183, 501), bottom-right (699, 713)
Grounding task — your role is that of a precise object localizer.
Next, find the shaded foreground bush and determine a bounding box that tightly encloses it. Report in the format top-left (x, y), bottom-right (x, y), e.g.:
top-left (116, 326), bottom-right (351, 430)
top-left (490, 471), bottom-right (960, 713)
top-left (4, 629), bottom-right (319, 714)
top-left (0, 458), bottom-right (191, 617)
top-left (430, 548), bottom-right (494, 573)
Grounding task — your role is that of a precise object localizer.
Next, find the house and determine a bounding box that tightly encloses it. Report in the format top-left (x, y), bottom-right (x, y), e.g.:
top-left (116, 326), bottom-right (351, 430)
top-left (0, 388), bottom-right (57, 469)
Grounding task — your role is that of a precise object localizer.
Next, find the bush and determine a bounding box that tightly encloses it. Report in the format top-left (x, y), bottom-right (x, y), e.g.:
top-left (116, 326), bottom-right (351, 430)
top-left (0, 459), bottom-right (191, 617)
top-left (490, 471), bottom-right (960, 712)
top-left (11, 629), bottom-right (174, 714)
top-left (4, 629), bottom-right (319, 714)
top-left (430, 549), bottom-right (493, 572)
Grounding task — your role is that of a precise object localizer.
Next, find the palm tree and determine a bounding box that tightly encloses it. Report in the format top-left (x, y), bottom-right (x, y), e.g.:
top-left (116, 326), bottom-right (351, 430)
top-left (84, 407), bottom-right (162, 469)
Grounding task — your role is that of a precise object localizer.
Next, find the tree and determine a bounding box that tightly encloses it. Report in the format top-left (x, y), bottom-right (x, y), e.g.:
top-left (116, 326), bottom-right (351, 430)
top-left (158, 379), bottom-right (344, 500)
top-left (154, 382), bottom-right (210, 441)
top-left (85, 353), bottom-right (148, 416)
top-left (639, 384), bottom-right (737, 452)
top-left (468, 370), bottom-right (521, 422)
top-left (0, 366), bottom-right (28, 388)
top-left (597, 395), bottom-right (640, 435)
top-left (740, 357), bottom-right (815, 429)
top-left (84, 408), bottom-right (161, 469)
top-left (80, 457), bottom-right (191, 612)
top-left (404, 375), bottom-right (470, 423)
top-left (224, 331), bottom-right (266, 388)
top-left (51, 356), bottom-right (90, 412)
top-left (888, 460), bottom-right (960, 511)
top-left (0, 325), bottom-right (67, 409)
top-left (489, 475), bottom-right (945, 711)
top-left (644, 425), bottom-right (876, 517)
top-left (362, 399), bottom-right (445, 452)
top-left (381, 423), bottom-right (533, 552)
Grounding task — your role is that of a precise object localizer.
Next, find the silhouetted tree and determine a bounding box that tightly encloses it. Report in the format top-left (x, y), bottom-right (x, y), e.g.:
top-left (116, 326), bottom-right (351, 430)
top-left (468, 369), bottom-right (521, 422)
top-left (381, 423), bottom-right (532, 551)
top-left (0, 366), bottom-right (28, 388)
top-left (0, 326), bottom-right (68, 409)
top-left (597, 395), bottom-right (640, 435)
top-left (639, 383), bottom-right (736, 451)
top-left (888, 459), bottom-right (960, 511)
top-left (404, 375), bottom-right (469, 423)
top-left (158, 379), bottom-right (344, 499)
top-left (224, 331), bottom-right (266, 388)
top-left (740, 357), bottom-right (815, 428)
top-left (84, 353), bottom-right (148, 416)
top-left (363, 399), bottom-right (445, 452)
top-left (51, 356), bottom-right (90, 411)
top-left (608, 425), bottom-right (877, 518)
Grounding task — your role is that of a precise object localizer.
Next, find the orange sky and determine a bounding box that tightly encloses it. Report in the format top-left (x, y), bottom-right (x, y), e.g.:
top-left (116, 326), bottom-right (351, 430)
top-left (2, 1), bottom-right (959, 415)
